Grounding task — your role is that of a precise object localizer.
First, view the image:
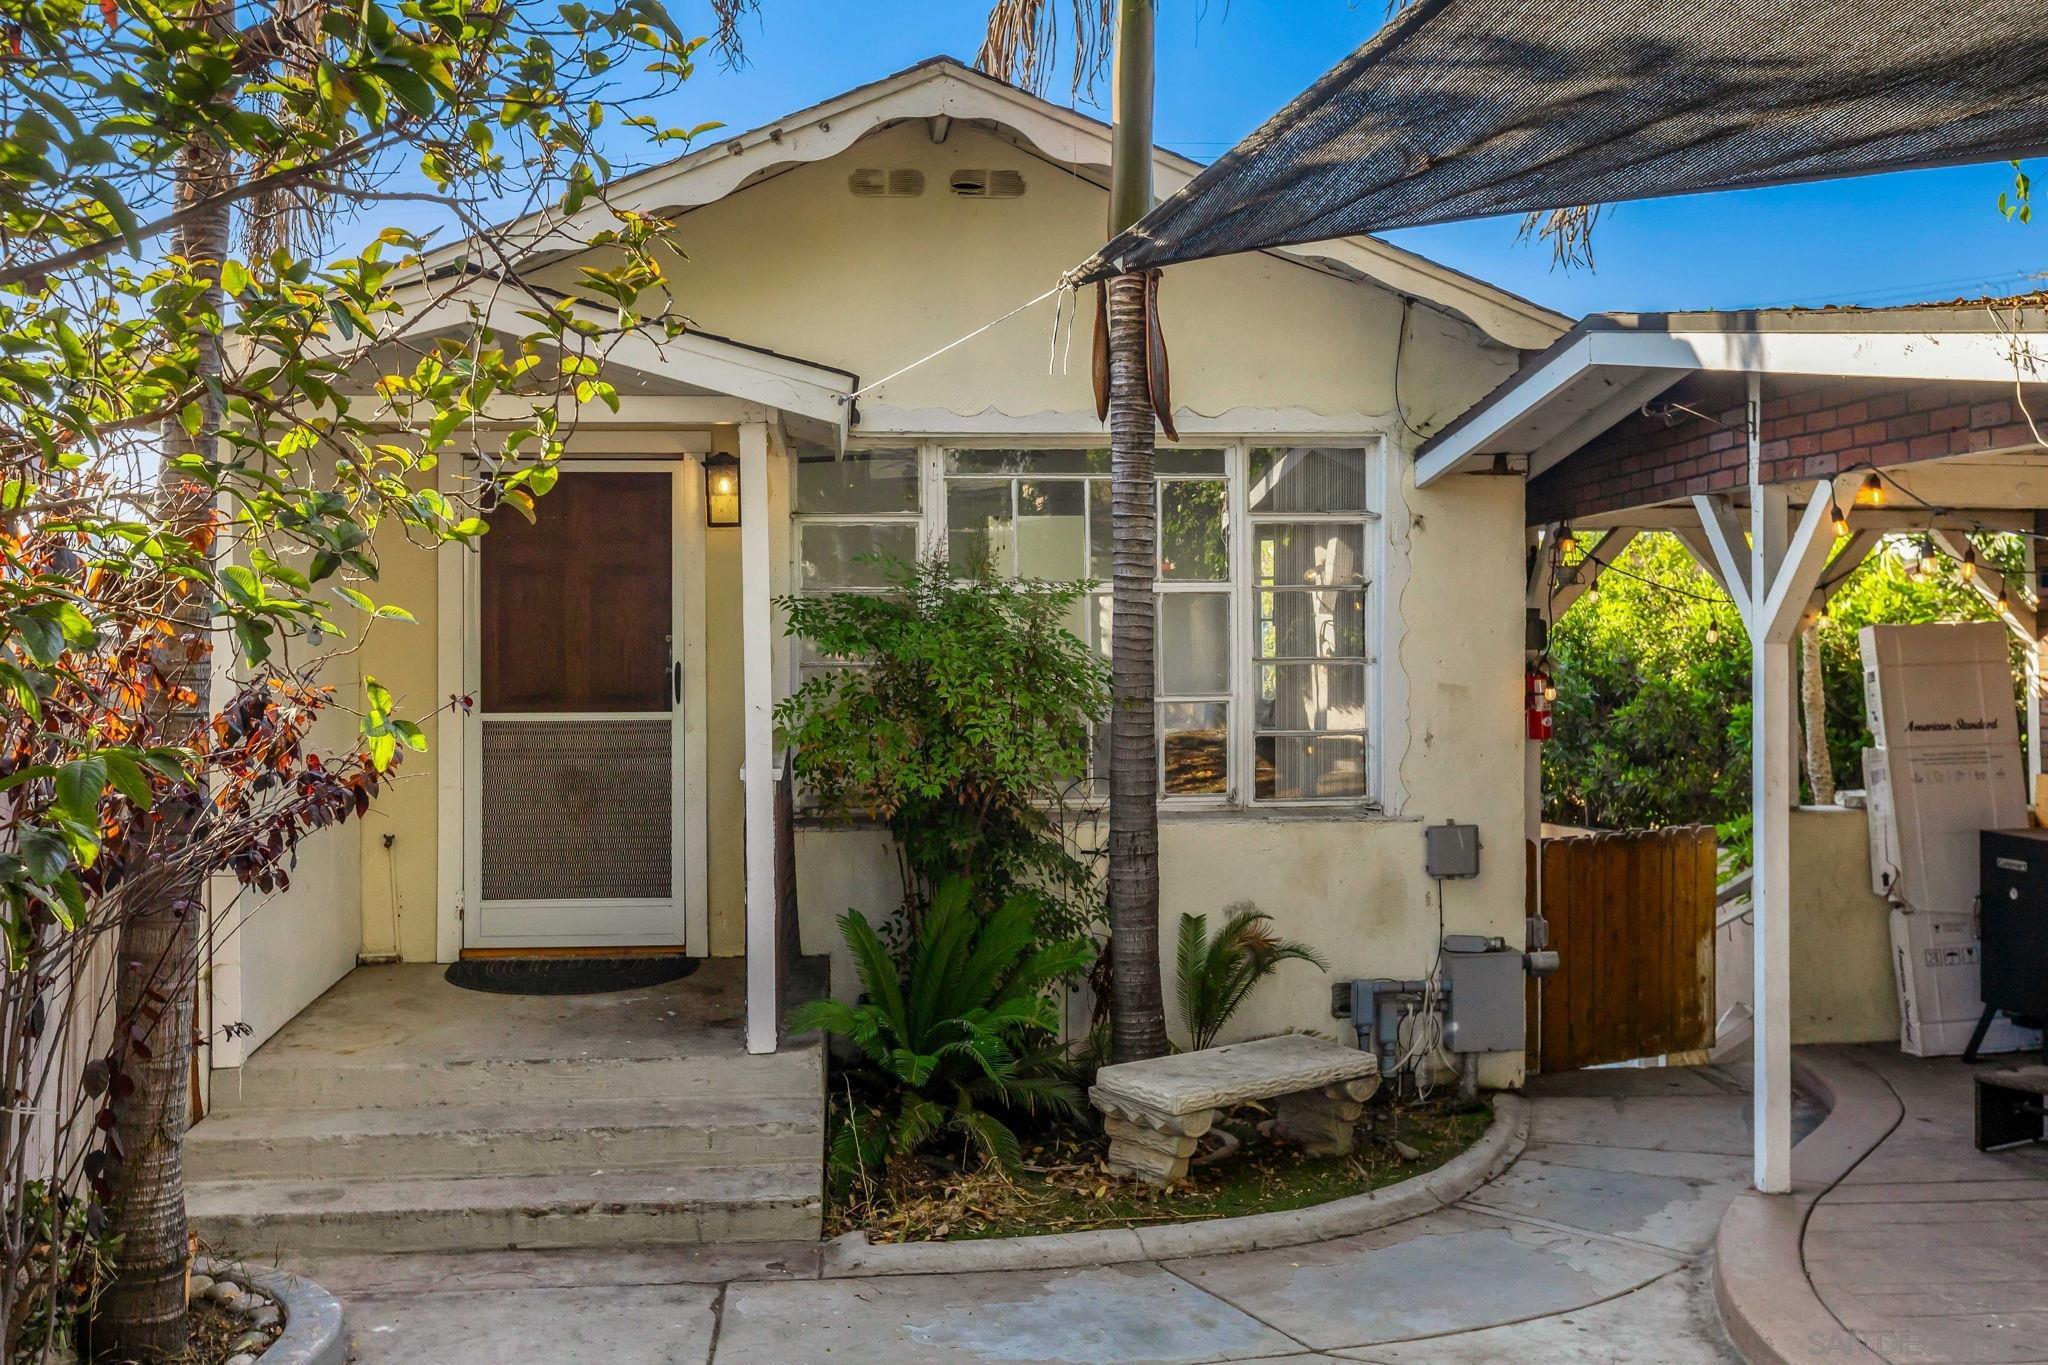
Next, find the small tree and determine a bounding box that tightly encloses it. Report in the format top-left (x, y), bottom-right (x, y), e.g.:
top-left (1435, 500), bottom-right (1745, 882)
top-left (776, 555), bottom-right (1109, 946)
top-left (0, 0), bottom-right (710, 1354)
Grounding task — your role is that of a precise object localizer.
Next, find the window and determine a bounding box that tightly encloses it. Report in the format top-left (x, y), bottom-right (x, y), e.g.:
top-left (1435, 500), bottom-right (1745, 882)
top-left (1249, 447), bottom-right (1372, 801)
top-left (793, 441), bottom-right (1378, 806)
top-left (942, 448), bottom-right (1234, 798)
top-left (791, 446), bottom-right (921, 682)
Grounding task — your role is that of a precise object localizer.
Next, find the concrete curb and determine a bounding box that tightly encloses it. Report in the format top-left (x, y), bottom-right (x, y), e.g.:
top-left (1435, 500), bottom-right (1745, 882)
top-left (195, 1256), bottom-right (347, 1365)
top-left (1712, 1050), bottom-right (1902, 1365)
top-left (819, 1093), bottom-right (1528, 1278)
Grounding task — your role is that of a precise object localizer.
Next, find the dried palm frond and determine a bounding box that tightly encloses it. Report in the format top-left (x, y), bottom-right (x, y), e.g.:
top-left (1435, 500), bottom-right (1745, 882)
top-left (979, 0), bottom-right (1114, 96)
top-left (1518, 204), bottom-right (1603, 271)
top-left (707, 0), bottom-right (758, 66)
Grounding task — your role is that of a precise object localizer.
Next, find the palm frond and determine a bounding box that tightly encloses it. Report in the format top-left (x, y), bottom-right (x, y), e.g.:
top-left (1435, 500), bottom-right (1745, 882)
top-left (1175, 902), bottom-right (1328, 1051)
top-left (949, 1103), bottom-right (1024, 1171)
top-left (977, 0), bottom-right (1114, 96)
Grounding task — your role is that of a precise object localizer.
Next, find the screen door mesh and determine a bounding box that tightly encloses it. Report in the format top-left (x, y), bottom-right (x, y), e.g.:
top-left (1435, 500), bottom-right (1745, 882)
top-left (480, 717), bottom-right (672, 901)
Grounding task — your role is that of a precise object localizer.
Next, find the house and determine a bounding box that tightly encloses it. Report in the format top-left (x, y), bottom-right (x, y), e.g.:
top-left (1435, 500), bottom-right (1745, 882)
top-left (187, 57), bottom-right (1566, 1248)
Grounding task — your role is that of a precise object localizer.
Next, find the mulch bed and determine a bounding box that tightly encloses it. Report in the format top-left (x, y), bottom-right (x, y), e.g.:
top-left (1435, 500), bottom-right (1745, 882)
top-left (830, 1095), bottom-right (1491, 1243)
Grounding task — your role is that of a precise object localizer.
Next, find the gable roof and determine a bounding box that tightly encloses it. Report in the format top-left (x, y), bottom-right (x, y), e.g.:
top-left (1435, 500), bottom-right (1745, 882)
top-left (428, 56), bottom-right (1566, 351)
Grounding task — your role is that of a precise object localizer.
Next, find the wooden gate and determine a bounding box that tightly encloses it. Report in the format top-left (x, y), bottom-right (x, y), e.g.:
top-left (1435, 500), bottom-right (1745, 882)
top-left (1527, 827), bottom-right (1718, 1072)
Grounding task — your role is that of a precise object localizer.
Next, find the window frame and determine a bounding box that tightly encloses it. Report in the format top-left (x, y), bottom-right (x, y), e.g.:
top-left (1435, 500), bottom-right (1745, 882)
top-left (789, 436), bottom-right (1384, 809)
top-left (1243, 445), bottom-right (1382, 807)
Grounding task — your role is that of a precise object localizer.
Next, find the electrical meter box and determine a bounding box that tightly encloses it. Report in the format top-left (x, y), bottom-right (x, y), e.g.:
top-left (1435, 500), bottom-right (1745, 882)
top-left (1442, 945), bottom-right (1523, 1053)
top-left (1425, 822), bottom-right (1481, 880)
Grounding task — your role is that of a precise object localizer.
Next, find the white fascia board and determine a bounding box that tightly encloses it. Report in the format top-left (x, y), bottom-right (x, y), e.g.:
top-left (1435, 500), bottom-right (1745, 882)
top-left (1611, 327), bottom-right (2047, 386)
top-left (332, 282), bottom-right (852, 438)
top-left (1414, 335), bottom-right (1598, 486)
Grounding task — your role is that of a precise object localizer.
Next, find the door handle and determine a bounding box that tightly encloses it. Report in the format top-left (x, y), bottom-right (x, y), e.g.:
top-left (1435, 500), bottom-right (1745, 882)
top-left (673, 660), bottom-right (683, 707)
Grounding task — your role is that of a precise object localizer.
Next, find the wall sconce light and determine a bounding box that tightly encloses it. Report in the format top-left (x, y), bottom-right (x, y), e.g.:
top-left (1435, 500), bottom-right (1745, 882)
top-left (704, 451), bottom-right (740, 527)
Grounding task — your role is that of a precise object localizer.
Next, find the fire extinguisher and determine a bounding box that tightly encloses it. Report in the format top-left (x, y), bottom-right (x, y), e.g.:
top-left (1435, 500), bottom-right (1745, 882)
top-left (1526, 669), bottom-right (1555, 741)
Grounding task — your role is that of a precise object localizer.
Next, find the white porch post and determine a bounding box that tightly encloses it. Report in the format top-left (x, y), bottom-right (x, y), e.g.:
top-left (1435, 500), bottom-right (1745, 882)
top-left (1748, 376), bottom-right (1794, 1192)
top-left (739, 419), bottom-right (778, 1055)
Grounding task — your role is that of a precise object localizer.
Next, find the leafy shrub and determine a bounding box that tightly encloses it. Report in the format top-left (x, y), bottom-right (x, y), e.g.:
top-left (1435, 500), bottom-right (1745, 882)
top-left (1174, 904), bottom-right (1328, 1051)
top-left (776, 555), bottom-right (1109, 946)
top-left (789, 878), bottom-right (1093, 1187)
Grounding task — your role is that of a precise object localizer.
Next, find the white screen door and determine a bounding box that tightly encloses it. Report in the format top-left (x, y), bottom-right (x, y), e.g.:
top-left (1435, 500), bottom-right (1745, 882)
top-left (467, 464), bottom-right (687, 948)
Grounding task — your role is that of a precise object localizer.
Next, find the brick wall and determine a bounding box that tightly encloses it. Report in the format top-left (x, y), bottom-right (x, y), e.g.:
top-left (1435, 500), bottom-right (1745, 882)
top-left (1527, 374), bottom-right (2048, 526)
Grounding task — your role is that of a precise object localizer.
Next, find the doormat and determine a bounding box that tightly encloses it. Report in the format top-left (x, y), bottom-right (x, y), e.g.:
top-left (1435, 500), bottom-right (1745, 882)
top-left (444, 956), bottom-right (699, 996)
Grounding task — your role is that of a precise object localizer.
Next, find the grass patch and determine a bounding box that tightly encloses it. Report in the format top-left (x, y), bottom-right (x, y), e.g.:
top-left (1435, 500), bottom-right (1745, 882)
top-left (829, 1095), bottom-right (1491, 1244)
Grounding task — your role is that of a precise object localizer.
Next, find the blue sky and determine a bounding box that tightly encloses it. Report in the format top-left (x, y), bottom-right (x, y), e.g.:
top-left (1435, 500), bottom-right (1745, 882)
top-left (414, 1), bottom-right (2047, 320)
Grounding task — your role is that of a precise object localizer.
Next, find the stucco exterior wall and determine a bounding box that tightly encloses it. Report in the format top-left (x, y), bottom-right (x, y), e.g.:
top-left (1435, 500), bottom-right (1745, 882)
top-left (251, 99), bottom-right (1537, 1086)
top-left (1717, 805), bottom-right (1899, 1046)
top-left (544, 120), bottom-right (1515, 434)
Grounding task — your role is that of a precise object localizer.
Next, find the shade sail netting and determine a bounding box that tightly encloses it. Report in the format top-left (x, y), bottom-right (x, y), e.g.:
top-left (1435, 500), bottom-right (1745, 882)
top-left (1080, 0), bottom-right (2048, 281)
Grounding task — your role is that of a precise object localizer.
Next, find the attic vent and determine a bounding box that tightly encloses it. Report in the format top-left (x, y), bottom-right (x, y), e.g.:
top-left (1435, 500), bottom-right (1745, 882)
top-left (949, 169), bottom-right (1026, 199)
top-left (848, 167), bottom-right (926, 198)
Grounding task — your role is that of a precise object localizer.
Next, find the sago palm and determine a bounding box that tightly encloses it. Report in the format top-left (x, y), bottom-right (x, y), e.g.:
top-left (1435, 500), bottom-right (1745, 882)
top-left (789, 878), bottom-right (1093, 1172)
top-left (1175, 904), bottom-right (1329, 1051)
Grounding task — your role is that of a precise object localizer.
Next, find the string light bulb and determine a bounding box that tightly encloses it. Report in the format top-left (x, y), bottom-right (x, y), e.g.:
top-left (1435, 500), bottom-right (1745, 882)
top-left (1706, 622), bottom-right (1721, 645)
top-left (1999, 584), bottom-right (2013, 614)
top-left (1543, 678), bottom-right (1559, 703)
top-left (1830, 499), bottom-right (1850, 538)
top-left (1557, 524), bottom-right (1578, 557)
top-left (1857, 472), bottom-right (1887, 509)
top-left (1961, 542), bottom-right (1978, 581)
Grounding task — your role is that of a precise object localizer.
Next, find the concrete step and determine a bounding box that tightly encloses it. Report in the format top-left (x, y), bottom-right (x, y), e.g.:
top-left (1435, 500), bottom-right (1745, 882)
top-left (188, 1163), bottom-right (823, 1254)
top-left (215, 1042), bottom-right (824, 1112)
top-left (185, 1095), bottom-right (822, 1181)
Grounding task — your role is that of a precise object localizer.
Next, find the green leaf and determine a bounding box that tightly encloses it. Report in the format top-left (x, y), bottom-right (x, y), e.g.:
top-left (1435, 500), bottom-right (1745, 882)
top-left (54, 757), bottom-right (107, 823)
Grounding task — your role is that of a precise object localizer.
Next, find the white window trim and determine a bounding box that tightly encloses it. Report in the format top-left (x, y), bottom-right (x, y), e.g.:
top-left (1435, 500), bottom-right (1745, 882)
top-left (790, 435), bottom-right (1388, 811)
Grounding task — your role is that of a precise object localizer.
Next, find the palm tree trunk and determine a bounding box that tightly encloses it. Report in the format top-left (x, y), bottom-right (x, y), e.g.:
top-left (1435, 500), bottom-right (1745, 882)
top-left (1105, 0), bottom-right (1168, 1064)
top-left (1801, 625), bottom-right (1834, 805)
top-left (95, 13), bottom-right (233, 1349)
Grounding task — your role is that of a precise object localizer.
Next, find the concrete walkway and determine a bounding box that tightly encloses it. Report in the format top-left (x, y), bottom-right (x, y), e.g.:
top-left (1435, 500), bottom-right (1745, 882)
top-left (1803, 1046), bottom-right (2048, 1365)
top-left (282, 1065), bottom-right (1787, 1364)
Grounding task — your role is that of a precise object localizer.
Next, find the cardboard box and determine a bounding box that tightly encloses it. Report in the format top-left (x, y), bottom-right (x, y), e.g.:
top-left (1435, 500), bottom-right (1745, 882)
top-left (1889, 906), bottom-right (2044, 1057)
top-left (1859, 624), bottom-right (2028, 912)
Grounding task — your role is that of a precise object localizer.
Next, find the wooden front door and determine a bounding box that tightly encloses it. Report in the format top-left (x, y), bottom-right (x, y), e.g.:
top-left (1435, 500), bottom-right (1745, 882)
top-left (469, 465), bottom-right (687, 948)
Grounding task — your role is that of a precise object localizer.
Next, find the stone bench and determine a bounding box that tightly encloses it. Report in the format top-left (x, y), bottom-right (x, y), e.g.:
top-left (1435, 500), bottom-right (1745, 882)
top-left (1089, 1034), bottom-right (1382, 1184)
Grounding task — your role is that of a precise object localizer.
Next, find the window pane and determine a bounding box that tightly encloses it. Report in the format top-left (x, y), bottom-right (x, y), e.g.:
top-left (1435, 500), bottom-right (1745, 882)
top-left (1256, 734), bottom-right (1366, 801)
top-left (947, 448), bottom-right (1109, 476)
top-left (1257, 589), bottom-right (1367, 659)
top-left (1164, 701), bottom-right (1228, 796)
top-left (1155, 448), bottom-right (1228, 476)
top-left (1254, 523), bottom-right (1366, 588)
top-left (1250, 446), bottom-right (1368, 513)
top-left (799, 523), bottom-right (918, 589)
top-left (1017, 480), bottom-right (1088, 579)
top-left (795, 448), bottom-right (919, 514)
top-left (1160, 480), bottom-right (1228, 581)
top-left (1088, 591), bottom-right (1111, 658)
top-left (946, 479), bottom-right (1012, 574)
top-left (1089, 480), bottom-right (1112, 580)
top-left (1160, 592), bottom-right (1230, 694)
top-left (1258, 663), bottom-right (1367, 732)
